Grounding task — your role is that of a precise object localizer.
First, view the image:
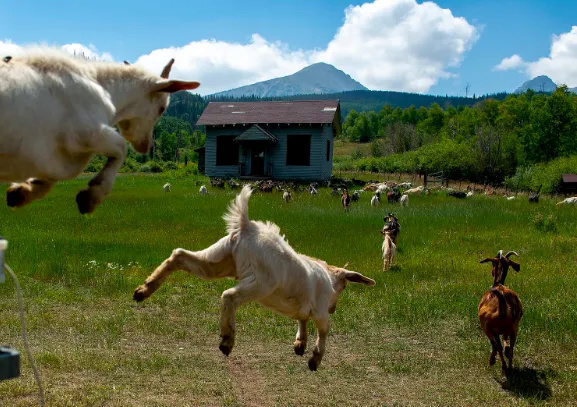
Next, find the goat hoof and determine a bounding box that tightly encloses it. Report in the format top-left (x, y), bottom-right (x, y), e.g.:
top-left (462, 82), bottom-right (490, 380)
top-left (76, 189), bottom-right (98, 214)
top-left (6, 186), bottom-right (26, 208)
top-left (133, 286), bottom-right (148, 302)
top-left (294, 341), bottom-right (306, 356)
top-left (219, 343), bottom-right (232, 356)
top-left (219, 335), bottom-right (234, 356)
top-left (308, 357), bottom-right (318, 371)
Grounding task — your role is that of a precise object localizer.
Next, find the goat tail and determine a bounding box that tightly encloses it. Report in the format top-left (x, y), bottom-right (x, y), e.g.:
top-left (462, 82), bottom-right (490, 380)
top-left (490, 287), bottom-right (507, 319)
top-left (223, 185), bottom-right (252, 235)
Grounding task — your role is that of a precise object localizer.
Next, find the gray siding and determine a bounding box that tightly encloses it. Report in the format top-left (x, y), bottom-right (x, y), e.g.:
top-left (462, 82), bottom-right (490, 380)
top-left (321, 124), bottom-right (334, 180)
top-left (205, 127), bottom-right (244, 178)
top-left (204, 124), bottom-right (332, 181)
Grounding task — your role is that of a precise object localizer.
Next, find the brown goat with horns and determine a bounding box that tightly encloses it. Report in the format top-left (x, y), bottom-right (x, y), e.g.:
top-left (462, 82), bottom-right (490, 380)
top-left (478, 250), bottom-right (522, 375)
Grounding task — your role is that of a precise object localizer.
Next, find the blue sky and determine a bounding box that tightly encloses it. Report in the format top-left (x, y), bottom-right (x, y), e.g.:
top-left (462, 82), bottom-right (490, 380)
top-left (2, 0), bottom-right (577, 96)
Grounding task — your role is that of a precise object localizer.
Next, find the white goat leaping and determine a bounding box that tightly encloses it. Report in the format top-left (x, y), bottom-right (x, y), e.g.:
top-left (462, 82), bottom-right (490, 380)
top-left (133, 186), bottom-right (375, 371)
top-left (0, 48), bottom-right (200, 214)
top-left (199, 185), bottom-right (208, 195)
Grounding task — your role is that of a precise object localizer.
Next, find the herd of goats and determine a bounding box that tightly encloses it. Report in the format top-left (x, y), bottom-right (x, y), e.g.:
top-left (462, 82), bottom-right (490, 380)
top-left (150, 176), bottom-right (552, 376)
top-left (2, 49), bottom-right (574, 390)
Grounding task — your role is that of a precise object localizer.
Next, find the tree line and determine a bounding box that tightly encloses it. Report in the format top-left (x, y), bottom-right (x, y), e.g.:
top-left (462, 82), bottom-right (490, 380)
top-left (338, 86), bottom-right (577, 191)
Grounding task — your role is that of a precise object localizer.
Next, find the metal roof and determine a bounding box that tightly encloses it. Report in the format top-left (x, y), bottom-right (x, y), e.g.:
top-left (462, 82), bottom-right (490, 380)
top-left (562, 174), bottom-right (577, 183)
top-left (196, 100), bottom-right (340, 126)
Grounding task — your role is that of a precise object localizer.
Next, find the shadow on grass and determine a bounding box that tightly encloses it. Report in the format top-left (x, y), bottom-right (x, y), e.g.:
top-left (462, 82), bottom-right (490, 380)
top-left (386, 265), bottom-right (402, 273)
top-left (500, 366), bottom-right (553, 400)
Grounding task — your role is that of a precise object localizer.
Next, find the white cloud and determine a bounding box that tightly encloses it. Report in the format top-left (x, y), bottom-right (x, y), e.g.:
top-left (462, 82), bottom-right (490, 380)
top-left (493, 54), bottom-right (526, 71)
top-left (0, 40), bottom-right (113, 61)
top-left (60, 43), bottom-right (113, 61)
top-left (525, 26), bottom-right (577, 87)
top-left (313, 0), bottom-right (479, 92)
top-left (133, 34), bottom-right (313, 95)
top-left (135, 0), bottom-right (479, 94)
top-left (498, 26), bottom-right (577, 87)
top-left (1, 0), bottom-right (480, 95)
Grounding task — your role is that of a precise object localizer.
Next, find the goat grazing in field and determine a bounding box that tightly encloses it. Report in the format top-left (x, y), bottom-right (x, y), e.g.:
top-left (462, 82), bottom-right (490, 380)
top-left (0, 48), bottom-right (200, 214)
top-left (371, 192), bottom-right (380, 207)
top-left (556, 196), bottom-right (577, 205)
top-left (351, 190), bottom-right (361, 202)
top-left (447, 191), bottom-right (467, 199)
top-left (133, 186), bottom-right (376, 371)
top-left (528, 184), bottom-right (542, 203)
top-left (478, 250), bottom-right (522, 375)
top-left (400, 194), bottom-right (409, 206)
top-left (199, 185), bottom-right (208, 195)
top-left (403, 185), bottom-right (423, 195)
top-left (387, 188), bottom-right (401, 203)
top-left (163, 183), bottom-right (171, 192)
top-left (380, 229), bottom-right (396, 271)
top-left (341, 189), bottom-right (351, 211)
top-left (282, 190), bottom-right (291, 203)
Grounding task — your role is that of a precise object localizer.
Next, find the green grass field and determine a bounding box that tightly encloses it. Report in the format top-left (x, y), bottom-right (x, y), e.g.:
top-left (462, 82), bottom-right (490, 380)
top-left (1, 174), bottom-right (576, 406)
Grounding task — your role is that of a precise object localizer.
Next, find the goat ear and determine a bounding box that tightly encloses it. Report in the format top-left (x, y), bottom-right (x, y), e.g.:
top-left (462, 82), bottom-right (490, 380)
top-left (151, 80), bottom-right (201, 94)
top-left (480, 258), bottom-right (497, 264)
top-left (344, 271), bottom-right (376, 286)
top-left (510, 261), bottom-right (521, 272)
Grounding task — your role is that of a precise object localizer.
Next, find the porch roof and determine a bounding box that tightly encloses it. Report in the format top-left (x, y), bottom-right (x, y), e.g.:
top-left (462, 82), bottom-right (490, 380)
top-left (234, 124), bottom-right (278, 142)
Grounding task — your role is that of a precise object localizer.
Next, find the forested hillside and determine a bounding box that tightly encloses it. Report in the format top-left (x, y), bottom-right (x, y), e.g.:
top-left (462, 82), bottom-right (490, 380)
top-left (335, 86), bottom-right (577, 192)
top-left (87, 85), bottom-right (575, 193)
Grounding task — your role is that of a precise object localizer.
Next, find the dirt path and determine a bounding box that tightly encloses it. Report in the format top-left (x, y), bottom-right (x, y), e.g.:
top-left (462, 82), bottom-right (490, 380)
top-left (226, 353), bottom-right (274, 407)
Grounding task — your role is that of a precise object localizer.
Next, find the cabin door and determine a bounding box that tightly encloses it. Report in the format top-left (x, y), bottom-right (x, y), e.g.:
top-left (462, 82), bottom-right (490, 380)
top-left (250, 145), bottom-right (265, 176)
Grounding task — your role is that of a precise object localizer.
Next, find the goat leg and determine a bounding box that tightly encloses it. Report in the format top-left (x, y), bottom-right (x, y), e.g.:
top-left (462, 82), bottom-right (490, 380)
top-left (308, 315), bottom-right (330, 371)
top-left (294, 319), bottom-right (308, 356)
top-left (76, 126), bottom-right (127, 214)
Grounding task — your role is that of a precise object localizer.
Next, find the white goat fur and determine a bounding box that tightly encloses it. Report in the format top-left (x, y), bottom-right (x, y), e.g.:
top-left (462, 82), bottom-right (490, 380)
top-left (133, 185), bottom-right (376, 371)
top-left (404, 186), bottom-right (424, 194)
top-left (556, 196), bottom-right (577, 205)
top-left (371, 194), bottom-right (379, 207)
top-left (0, 47), bottom-right (200, 214)
top-left (283, 191), bottom-right (291, 202)
top-left (381, 230), bottom-right (396, 271)
top-left (163, 183), bottom-right (171, 192)
top-left (199, 185), bottom-right (208, 195)
top-left (400, 194), bottom-right (409, 206)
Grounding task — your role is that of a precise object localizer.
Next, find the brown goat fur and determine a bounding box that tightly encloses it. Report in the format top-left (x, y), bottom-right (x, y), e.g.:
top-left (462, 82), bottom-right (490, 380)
top-left (477, 250), bottom-right (522, 375)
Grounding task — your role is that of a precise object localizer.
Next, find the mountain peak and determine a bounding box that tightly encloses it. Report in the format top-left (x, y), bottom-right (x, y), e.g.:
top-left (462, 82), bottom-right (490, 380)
top-left (212, 63), bottom-right (368, 98)
top-left (515, 75), bottom-right (557, 94)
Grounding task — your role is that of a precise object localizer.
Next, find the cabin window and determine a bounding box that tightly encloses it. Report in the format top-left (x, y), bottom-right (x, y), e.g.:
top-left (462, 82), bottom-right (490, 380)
top-left (286, 135), bottom-right (311, 166)
top-left (326, 140), bottom-right (330, 161)
top-left (216, 136), bottom-right (239, 166)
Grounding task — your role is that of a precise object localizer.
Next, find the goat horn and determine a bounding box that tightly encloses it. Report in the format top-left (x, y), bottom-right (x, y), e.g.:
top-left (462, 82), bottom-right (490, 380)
top-left (160, 58), bottom-right (175, 79)
top-left (343, 262), bottom-right (350, 269)
top-left (505, 251), bottom-right (519, 259)
top-left (497, 250), bottom-right (503, 259)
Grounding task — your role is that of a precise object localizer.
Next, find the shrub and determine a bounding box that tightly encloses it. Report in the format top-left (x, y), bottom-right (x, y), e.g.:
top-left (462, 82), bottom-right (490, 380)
top-left (163, 161), bottom-right (178, 171)
top-left (533, 213), bottom-right (558, 233)
top-left (85, 155), bottom-right (106, 172)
